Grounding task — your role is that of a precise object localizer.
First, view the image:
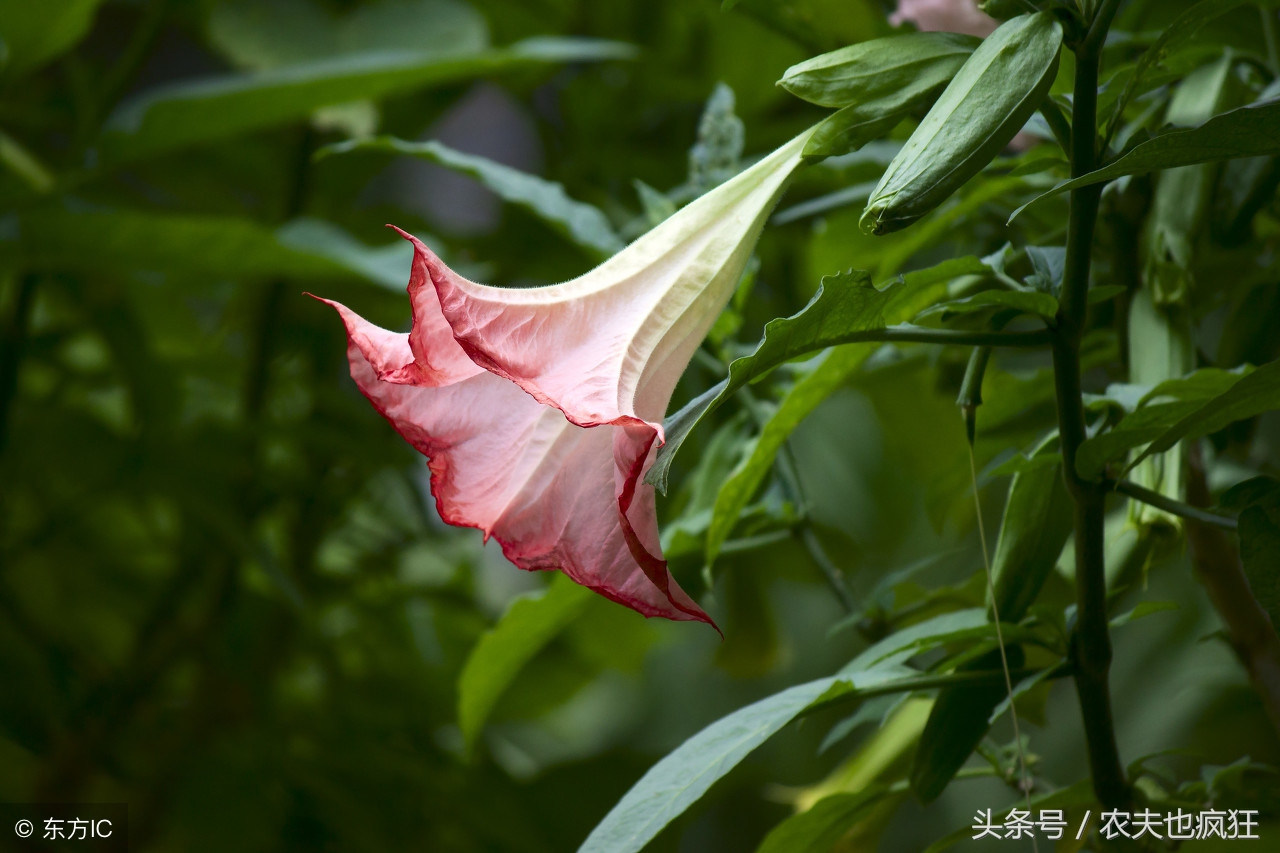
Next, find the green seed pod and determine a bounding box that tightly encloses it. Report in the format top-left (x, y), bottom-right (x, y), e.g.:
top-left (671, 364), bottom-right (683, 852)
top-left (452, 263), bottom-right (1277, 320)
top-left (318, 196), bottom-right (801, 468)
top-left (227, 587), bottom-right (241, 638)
top-left (801, 50), bottom-right (969, 160)
top-left (778, 32), bottom-right (978, 109)
top-left (860, 12), bottom-right (1063, 235)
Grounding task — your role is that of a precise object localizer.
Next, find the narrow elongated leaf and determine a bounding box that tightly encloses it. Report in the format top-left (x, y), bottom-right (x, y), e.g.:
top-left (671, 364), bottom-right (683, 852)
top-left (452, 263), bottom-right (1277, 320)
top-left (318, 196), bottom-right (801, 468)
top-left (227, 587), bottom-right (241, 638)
top-left (804, 110), bottom-right (904, 161)
top-left (989, 435), bottom-right (1074, 619)
top-left (1075, 367), bottom-right (1250, 479)
top-left (1130, 358), bottom-right (1280, 471)
top-left (457, 574), bottom-right (592, 753)
top-left (1014, 99), bottom-right (1280, 221)
top-left (99, 38), bottom-right (634, 165)
top-left (988, 664), bottom-right (1058, 726)
top-left (910, 647), bottom-right (1025, 804)
top-left (647, 257), bottom-right (987, 495)
top-left (1110, 600), bottom-right (1179, 628)
top-left (578, 667), bottom-right (912, 853)
top-left (318, 137), bottom-right (623, 258)
top-left (846, 609), bottom-right (989, 672)
top-left (1102, 0), bottom-right (1258, 142)
top-left (582, 610), bottom-right (999, 853)
top-left (755, 787), bottom-right (890, 853)
top-left (0, 208), bottom-right (409, 287)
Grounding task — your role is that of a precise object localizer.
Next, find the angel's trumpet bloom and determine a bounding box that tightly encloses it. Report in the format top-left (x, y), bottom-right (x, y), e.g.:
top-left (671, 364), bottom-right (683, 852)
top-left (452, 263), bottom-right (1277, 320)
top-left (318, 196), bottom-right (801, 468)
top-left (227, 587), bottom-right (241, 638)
top-left (321, 130), bottom-right (810, 625)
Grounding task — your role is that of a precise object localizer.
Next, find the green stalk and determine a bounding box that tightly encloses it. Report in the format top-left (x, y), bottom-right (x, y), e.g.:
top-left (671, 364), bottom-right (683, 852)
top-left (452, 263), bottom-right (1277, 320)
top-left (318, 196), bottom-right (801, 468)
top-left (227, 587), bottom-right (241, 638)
top-left (1052, 0), bottom-right (1129, 810)
top-left (1112, 479), bottom-right (1238, 531)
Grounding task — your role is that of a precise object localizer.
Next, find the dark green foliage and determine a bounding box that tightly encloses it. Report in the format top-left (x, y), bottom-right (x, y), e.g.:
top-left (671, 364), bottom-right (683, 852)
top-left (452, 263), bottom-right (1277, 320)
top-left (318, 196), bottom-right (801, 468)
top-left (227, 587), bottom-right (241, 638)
top-left (4, 1), bottom-right (1280, 851)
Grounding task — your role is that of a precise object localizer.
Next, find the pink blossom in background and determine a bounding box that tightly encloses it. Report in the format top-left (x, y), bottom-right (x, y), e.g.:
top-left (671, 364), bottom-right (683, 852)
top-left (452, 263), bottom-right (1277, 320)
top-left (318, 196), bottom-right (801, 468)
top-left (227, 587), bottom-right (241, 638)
top-left (319, 131), bottom-right (812, 626)
top-left (890, 0), bottom-right (998, 37)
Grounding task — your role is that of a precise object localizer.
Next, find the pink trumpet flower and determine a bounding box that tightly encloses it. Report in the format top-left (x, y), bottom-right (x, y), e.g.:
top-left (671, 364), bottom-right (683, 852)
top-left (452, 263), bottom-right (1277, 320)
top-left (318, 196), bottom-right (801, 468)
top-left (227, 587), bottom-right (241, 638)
top-left (319, 130), bottom-right (811, 626)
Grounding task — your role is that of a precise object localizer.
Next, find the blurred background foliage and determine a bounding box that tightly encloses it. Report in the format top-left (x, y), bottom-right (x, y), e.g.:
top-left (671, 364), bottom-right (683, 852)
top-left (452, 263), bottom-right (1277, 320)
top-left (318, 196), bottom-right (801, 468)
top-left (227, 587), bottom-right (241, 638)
top-left (1, 0), bottom-right (1279, 851)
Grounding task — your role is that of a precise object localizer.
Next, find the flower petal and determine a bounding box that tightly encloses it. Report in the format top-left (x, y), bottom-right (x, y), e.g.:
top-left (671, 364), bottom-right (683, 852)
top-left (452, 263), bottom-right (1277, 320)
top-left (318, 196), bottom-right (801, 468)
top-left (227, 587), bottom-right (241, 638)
top-left (318, 296), bottom-right (711, 624)
top-left (410, 130), bottom-right (812, 433)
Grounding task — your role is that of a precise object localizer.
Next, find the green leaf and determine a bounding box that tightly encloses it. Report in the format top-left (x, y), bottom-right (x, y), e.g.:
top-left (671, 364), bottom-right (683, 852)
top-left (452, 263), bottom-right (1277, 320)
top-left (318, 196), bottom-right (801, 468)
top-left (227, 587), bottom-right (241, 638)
top-left (699, 260), bottom-right (982, 561)
top-left (1102, 0), bottom-right (1258, 143)
top-left (1222, 477), bottom-right (1280, 629)
top-left (577, 666), bottom-right (919, 853)
top-left (803, 109), bottom-right (903, 161)
top-left (98, 38), bottom-right (634, 166)
top-left (457, 574), bottom-right (592, 754)
top-left (0, 0), bottom-right (102, 77)
top-left (0, 207), bottom-right (409, 287)
top-left (317, 137), bottom-right (623, 259)
top-left (988, 663), bottom-right (1058, 726)
top-left (778, 32), bottom-right (978, 108)
top-left (989, 435), bottom-right (1074, 621)
top-left (755, 787), bottom-right (890, 853)
top-left (860, 620), bottom-right (1039, 668)
top-left (647, 257), bottom-right (985, 496)
top-left (1110, 600), bottom-right (1179, 628)
top-left (1014, 99), bottom-right (1280, 222)
top-left (909, 647), bottom-right (1025, 804)
top-left (1129, 359), bottom-right (1280, 473)
top-left (840, 609), bottom-right (989, 673)
top-left (1074, 367), bottom-right (1251, 479)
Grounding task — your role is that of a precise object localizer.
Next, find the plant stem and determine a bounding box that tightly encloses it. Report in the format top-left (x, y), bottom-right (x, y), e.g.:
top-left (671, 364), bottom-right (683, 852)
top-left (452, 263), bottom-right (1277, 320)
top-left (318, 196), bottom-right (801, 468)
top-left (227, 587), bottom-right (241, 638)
top-left (799, 526), bottom-right (856, 615)
top-left (1053, 4), bottom-right (1129, 810)
top-left (1111, 479), bottom-right (1238, 531)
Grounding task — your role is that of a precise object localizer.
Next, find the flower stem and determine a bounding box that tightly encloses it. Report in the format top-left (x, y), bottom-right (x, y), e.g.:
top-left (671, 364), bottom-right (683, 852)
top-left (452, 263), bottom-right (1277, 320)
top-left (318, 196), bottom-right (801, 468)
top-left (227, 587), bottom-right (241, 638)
top-left (1054, 2), bottom-right (1129, 810)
